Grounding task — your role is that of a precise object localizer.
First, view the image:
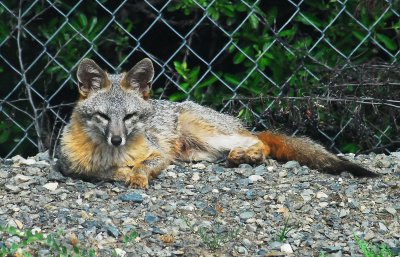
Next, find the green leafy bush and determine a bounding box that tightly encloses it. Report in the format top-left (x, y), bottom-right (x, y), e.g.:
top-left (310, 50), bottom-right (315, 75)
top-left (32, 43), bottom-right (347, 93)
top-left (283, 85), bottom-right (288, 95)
top-left (0, 1), bottom-right (398, 157)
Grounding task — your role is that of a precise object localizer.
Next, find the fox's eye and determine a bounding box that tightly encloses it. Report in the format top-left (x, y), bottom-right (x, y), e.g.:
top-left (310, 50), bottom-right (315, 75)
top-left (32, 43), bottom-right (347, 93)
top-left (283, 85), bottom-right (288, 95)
top-left (124, 112), bottom-right (137, 121)
top-left (95, 112), bottom-right (110, 121)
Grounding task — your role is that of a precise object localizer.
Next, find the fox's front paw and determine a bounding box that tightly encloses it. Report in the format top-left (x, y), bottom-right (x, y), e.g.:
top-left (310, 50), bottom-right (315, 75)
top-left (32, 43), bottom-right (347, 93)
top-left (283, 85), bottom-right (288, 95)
top-left (126, 173), bottom-right (149, 189)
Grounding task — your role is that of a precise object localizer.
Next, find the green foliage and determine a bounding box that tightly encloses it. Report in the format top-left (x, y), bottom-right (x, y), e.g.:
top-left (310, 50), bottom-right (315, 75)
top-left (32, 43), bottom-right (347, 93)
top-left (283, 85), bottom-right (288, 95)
top-left (0, 1), bottom-right (399, 156)
top-left (276, 216), bottom-right (295, 242)
top-left (184, 217), bottom-right (241, 251)
top-left (0, 226), bottom-right (138, 256)
top-left (354, 235), bottom-right (394, 257)
top-left (122, 230), bottom-right (138, 244)
top-left (0, 121), bottom-right (11, 145)
top-left (171, 61), bottom-right (218, 102)
top-left (168, 1), bottom-right (399, 153)
top-left (0, 226), bottom-right (95, 257)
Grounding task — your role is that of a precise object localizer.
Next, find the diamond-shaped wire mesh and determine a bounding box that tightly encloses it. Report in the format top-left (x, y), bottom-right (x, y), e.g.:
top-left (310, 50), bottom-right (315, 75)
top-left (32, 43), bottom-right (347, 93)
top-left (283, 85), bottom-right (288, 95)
top-left (0, 0), bottom-right (399, 158)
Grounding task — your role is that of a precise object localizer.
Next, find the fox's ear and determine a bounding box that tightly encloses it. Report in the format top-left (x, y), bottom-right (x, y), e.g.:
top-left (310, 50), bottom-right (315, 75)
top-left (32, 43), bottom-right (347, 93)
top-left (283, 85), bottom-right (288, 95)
top-left (123, 58), bottom-right (154, 100)
top-left (77, 58), bottom-right (107, 97)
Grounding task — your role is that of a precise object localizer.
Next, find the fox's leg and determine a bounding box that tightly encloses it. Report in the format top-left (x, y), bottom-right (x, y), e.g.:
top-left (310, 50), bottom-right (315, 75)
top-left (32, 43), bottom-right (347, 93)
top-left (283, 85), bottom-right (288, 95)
top-left (114, 153), bottom-right (170, 189)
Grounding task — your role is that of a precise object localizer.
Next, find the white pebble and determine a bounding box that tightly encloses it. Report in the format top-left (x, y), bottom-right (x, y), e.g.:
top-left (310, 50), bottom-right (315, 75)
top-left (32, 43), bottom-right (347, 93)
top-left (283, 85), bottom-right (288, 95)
top-left (386, 207), bottom-right (397, 215)
top-left (166, 171), bottom-right (177, 178)
top-left (191, 163), bottom-right (206, 169)
top-left (316, 191), bottom-right (328, 199)
top-left (319, 202), bottom-right (329, 208)
top-left (339, 209), bottom-right (349, 217)
top-left (191, 172), bottom-right (200, 181)
top-left (20, 158), bottom-right (36, 165)
top-left (180, 205), bottom-right (195, 211)
top-left (114, 248), bottom-right (126, 257)
top-left (43, 182), bottom-right (58, 191)
top-left (76, 198), bottom-right (82, 205)
top-left (14, 174), bottom-right (33, 183)
top-left (248, 175), bottom-right (264, 183)
top-left (278, 171), bottom-right (288, 177)
top-left (281, 243), bottom-right (293, 253)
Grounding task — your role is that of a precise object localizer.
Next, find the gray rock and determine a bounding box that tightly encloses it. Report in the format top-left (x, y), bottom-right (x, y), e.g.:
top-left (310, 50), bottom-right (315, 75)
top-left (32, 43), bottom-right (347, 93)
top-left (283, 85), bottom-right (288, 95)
top-left (119, 192), bottom-right (143, 203)
top-left (254, 165), bottom-right (267, 175)
top-left (83, 220), bottom-right (99, 229)
top-left (47, 167), bottom-right (67, 182)
top-left (144, 213), bottom-right (160, 224)
top-left (5, 184), bottom-right (20, 193)
top-left (0, 152), bottom-right (398, 257)
top-left (140, 231), bottom-right (152, 239)
top-left (282, 161), bottom-right (300, 169)
top-left (151, 227), bottom-right (165, 234)
top-left (35, 151), bottom-right (51, 161)
top-left (237, 178), bottom-right (250, 187)
top-left (203, 206), bottom-right (218, 216)
top-left (236, 246), bottom-right (248, 254)
top-left (37, 250), bottom-right (51, 256)
top-left (208, 175), bottom-right (220, 182)
top-left (345, 185), bottom-right (358, 197)
top-left (349, 200), bottom-right (360, 209)
top-left (199, 186), bottom-right (211, 194)
top-left (3, 159), bottom-right (13, 165)
top-left (239, 211), bottom-right (254, 220)
top-left (322, 245), bottom-right (341, 253)
top-left (237, 164), bottom-right (254, 177)
top-left (269, 241), bottom-right (283, 250)
top-left (246, 224), bottom-right (257, 232)
top-left (246, 190), bottom-right (255, 200)
top-left (0, 170), bottom-right (9, 179)
top-left (213, 166), bottom-right (225, 174)
top-left (105, 224), bottom-right (120, 238)
top-left (173, 218), bottom-right (189, 230)
top-left (386, 206), bottom-right (397, 215)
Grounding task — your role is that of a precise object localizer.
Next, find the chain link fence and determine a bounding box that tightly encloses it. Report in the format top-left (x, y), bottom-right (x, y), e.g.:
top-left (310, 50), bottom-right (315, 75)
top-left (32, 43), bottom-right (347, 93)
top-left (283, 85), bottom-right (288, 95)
top-left (0, 0), bottom-right (399, 158)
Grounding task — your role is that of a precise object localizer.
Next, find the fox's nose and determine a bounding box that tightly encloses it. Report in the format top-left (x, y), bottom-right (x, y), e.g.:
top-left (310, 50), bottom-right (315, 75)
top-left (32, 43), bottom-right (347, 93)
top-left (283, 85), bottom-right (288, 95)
top-left (111, 135), bottom-right (122, 146)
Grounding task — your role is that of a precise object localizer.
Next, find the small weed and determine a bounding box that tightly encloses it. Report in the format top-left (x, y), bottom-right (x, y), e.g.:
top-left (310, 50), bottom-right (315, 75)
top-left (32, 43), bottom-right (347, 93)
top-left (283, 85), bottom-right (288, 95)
top-left (0, 226), bottom-right (96, 257)
top-left (0, 225), bottom-right (140, 256)
top-left (319, 251), bottom-right (326, 257)
top-left (354, 235), bottom-right (394, 257)
top-left (123, 230), bottom-right (138, 244)
top-left (184, 217), bottom-right (241, 251)
top-left (277, 216), bottom-right (295, 242)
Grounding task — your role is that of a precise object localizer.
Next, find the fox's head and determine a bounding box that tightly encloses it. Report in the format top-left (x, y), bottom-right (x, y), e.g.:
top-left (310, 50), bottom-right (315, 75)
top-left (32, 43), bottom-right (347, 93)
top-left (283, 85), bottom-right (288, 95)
top-left (75, 58), bottom-right (154, 147)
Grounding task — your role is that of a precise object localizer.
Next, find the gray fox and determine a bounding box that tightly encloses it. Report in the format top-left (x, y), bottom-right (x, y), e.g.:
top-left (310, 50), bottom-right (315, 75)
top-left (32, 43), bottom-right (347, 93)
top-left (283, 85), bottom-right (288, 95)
top-left (56, 58), bottom-right (378, 188)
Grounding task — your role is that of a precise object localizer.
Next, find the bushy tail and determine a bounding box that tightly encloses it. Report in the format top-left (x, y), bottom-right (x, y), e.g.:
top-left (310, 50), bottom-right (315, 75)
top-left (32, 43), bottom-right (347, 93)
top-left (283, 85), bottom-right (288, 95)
top-left (257, 131), bottom-right (378, 177)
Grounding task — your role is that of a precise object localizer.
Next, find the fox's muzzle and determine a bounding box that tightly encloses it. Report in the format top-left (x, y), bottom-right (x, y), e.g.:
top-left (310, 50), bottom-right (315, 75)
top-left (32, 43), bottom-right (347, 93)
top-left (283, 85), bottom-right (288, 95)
top-left (107, 120), bottom-right (126, 147)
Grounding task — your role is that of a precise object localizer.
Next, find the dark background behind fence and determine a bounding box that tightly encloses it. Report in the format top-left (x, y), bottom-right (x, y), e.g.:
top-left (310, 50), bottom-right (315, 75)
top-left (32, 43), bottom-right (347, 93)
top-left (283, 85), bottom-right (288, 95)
top-left (0, 0), bottom-right (399, 158)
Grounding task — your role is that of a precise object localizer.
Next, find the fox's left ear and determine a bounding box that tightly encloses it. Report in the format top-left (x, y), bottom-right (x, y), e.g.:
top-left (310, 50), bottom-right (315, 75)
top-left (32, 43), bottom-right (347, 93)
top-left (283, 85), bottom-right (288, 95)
top-left (123, 58), bottom-right (154, 100)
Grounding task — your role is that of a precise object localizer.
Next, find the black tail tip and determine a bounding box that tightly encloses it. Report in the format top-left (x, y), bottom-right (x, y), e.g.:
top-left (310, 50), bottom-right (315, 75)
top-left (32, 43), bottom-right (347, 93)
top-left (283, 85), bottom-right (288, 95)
top-left (341, 161), bottom-right (379, 178)
top-left (321, 159), bottom-right (379, 178)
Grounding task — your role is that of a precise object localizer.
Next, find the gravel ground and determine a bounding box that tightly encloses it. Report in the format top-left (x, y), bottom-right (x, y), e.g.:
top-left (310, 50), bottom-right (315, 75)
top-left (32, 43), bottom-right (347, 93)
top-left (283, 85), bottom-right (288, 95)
top-left (0, 152), bottom-right (399, 257)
